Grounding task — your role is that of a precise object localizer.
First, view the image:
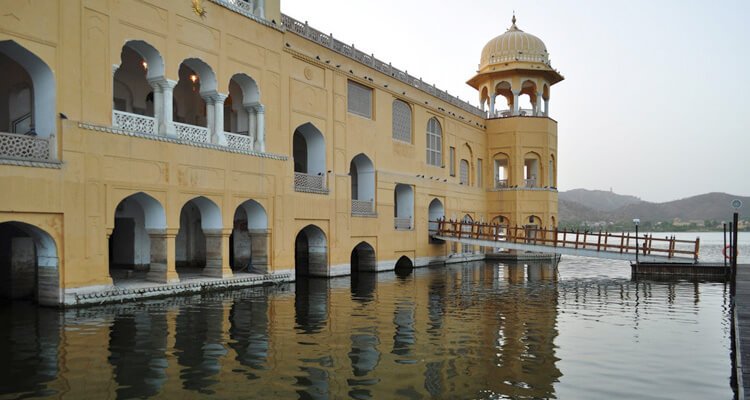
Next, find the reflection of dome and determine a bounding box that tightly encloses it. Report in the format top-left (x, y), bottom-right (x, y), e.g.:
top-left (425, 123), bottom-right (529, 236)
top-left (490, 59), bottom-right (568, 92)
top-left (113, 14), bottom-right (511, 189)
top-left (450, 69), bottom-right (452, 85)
top-left (480, 16), bottom-right (549, 69)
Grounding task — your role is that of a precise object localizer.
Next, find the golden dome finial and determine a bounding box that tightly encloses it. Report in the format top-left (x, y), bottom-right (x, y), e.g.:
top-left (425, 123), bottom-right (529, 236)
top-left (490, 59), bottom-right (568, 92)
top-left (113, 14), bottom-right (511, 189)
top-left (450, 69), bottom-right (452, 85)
top-left (512, 12), bottom-right (516, 26)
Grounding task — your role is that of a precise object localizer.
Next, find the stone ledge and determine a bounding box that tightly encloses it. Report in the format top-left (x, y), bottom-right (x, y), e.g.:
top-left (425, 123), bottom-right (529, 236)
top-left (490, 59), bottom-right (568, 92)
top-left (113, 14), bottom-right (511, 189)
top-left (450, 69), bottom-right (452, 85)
top-left (0, 157), bottom-right (62, 169)
top-left (64, 272), bottom-right (293, 307)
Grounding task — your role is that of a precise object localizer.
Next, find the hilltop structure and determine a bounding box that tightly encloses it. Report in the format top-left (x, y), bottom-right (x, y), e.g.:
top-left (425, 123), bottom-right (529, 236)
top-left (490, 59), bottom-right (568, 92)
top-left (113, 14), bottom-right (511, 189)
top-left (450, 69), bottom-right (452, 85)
top-left (0, 0), bottom-right (562, 306)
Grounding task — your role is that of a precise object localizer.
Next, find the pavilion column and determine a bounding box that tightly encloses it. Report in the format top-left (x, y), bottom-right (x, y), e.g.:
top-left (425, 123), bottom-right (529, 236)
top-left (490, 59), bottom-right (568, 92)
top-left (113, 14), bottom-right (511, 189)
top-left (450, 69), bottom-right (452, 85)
top-left (155, 79), bottom-right (177, 137)
top-left (147, 78), bottom-right (163, 134)
top-left (243, 103), bottom-right (257, 147)
top-left (203, 229), bottom-right (233, 279)
top-left (256, 0), bottom-right (265, 18)
top-left (146, 229), bottom-right (179, 283)
top-left (254, 104), bottom-right (265, 152)
top-left (489, 95), bottom-right (496, 118)
top-left (543, 98), bottom-right (550, 116)
top-left (211, 93), bottom-right (228, 146)
top-left (511, 90), bottom-right (520, 116)
top-left (536, 92), bottom-right (544, 116)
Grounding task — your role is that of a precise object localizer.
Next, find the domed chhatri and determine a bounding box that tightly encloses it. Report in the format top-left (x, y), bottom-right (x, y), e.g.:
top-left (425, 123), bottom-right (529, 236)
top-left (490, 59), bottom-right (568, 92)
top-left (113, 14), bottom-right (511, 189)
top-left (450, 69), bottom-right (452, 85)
top-left (480, 15), bottom-right (549, 69)
top-left (467, 14), bottom-right (563, 118)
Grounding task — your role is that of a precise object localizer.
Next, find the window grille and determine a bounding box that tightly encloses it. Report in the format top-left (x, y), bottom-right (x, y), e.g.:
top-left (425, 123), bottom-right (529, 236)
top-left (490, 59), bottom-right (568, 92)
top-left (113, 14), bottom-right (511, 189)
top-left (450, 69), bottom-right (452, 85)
top-left (426, 118), bottom-right (442, 166)
top-left (449, 147), bottom-right (456, 176)
top-left (347, 80), bottom-right (372, 118)
top-left (459, 159), bottom-right (469, 185)
top-left (392, 99), bottom-right (412, 142)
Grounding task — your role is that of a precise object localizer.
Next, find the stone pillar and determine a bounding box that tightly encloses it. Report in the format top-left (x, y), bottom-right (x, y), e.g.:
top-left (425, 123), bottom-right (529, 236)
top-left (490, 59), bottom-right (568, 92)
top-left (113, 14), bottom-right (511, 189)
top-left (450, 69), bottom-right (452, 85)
top-left (254, 104), bottom-right (265, 152)
top-left (489, 95), bottom-right (496, 117)
top-left (147, 229), bottom-right (179, 283)
top-left (212, 93), bottom-right (228, 146)
top-left (256, 0), bottom-right (265, 18)
top-left (157, 79), bottom-right (177, 137)
top-left (536, 92), bottom-right (544, 116)
top-left (148, 78), bottom-right (163, 133)
top-left (543, 98), bottom-right (549, 116)
top-left (203, 229), bottom-right (233, 279)
top-left (248, 229), bottom-right (270, 273)
top-left (511, 90), bottom-right (520, 116)
top-left (244, 104), bottom-right (257, 148)
top-left (204, 95), bottom-right (215, 140)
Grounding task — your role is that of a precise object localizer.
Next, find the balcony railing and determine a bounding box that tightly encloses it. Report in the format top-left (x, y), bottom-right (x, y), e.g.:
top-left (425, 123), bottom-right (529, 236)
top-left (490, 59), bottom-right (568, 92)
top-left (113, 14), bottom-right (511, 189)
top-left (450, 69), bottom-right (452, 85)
top-left (495, 179), bottom-right (509, 189)
top-left (112, 110), bottom-right (157, 135)
top-left (175, 122), bottom-right (210, 144)
top-left (351, 199), bottom-right (375, 216)
top-left (294, 172), bottom-right (328, 194)
top-left (394, 217), bottom-right (412, 230)
top-left (524, 178), bottom-right (537, 188)
top-left (0, 131), bottom-right (53, 162)
top-left (491, 108), bottom-right (538, 118)
top-left (224, 131), bottom-right (254, 151)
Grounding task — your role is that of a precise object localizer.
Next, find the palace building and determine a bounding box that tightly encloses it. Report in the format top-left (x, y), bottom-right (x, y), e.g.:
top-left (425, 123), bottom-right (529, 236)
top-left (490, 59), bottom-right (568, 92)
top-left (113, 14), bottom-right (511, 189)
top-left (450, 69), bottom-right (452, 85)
top-left (0, 0), bottom-right (562, 306)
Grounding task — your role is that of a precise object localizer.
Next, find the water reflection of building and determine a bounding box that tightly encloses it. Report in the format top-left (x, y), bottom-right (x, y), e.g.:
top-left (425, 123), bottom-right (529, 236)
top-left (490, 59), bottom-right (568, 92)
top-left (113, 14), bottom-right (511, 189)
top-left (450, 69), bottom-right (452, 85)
top-left (16, 261), bottom-right (735, 398)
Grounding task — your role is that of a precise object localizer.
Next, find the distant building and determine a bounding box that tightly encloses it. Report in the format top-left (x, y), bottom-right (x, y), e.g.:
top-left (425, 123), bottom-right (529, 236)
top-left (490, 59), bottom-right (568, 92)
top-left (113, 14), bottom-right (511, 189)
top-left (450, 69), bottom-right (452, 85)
top-left (0, 0), bottom-right (562, 306)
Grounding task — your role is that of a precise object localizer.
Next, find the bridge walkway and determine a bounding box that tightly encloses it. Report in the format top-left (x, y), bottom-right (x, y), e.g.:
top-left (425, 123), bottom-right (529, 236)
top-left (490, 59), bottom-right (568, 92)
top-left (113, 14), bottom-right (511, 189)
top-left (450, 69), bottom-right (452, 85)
top-left (432, 220), bottom-right (700, 264)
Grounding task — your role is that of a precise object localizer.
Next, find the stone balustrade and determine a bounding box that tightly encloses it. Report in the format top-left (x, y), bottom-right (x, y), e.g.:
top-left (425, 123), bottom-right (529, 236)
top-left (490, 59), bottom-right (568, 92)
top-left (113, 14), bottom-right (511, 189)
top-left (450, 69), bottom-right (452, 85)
top-left (174, 122), bottom-right (210, 144)
top-left (294, 172), bottom-right (328, 194)
top-left (112, 110), bottom-right (157, 136)
top-left (394, 217), bottom-right (412, 230)
top-left (351, 199), bottom-right (375, 216)
top-left (0, 131), bottom-right (53, 162)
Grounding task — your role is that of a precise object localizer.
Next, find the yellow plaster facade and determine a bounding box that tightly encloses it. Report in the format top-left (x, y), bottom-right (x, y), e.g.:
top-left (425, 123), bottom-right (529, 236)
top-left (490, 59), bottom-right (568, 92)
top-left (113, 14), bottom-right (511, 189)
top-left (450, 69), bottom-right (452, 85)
top-left (0, 0), bottom-right (561, 306)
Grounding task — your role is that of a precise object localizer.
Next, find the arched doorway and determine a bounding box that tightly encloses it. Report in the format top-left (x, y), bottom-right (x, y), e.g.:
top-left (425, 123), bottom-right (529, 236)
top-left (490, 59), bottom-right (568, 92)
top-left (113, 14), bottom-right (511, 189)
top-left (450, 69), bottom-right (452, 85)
top-left (293, 123), bottom-right (327, 192)
top-left (224, 73), bottom-right (263, 152)
top-left (295, 225), bottom-right (328, 277)
top-left (0, 221), bottom-right (59, 306)
top-left (0, 40), bottom-right (56, 139)
top-left (349, 154), bottom-right (375, 215)
top-left (176, 197), bottom-right (223, 278)
top-left (394, 183), bottom-right (413, 230)
top-left (231, 200), bottom-right (269, 273)
top-left (350, 242), bottom-right (376, 274)
top-left (109, 192), bottom-right (168, 284)
top-left (428, 198), bottom-right (444, 243)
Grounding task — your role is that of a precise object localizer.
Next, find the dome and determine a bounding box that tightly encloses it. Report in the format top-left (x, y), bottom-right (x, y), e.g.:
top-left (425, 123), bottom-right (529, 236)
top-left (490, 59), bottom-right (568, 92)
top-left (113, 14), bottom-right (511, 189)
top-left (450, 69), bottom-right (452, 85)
top-left (480, 16), bottom-right (549, 69)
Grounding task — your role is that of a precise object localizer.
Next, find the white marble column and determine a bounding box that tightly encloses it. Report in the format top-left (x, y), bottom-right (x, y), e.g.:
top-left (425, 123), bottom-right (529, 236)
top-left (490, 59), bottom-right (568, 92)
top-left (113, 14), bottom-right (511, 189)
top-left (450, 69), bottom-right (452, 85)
top-left (489, 95), bottom-right (496, 118)
top-left (150, 78), bottom-right (177, 137)
top-left (511, 90), bottom-right (520, 116)
top-left (254, 104), bottom-right (265, 152)
top-left (544, 98), bottom-right (550, 116)
top-left (212, 93), bottom-right (228, 146)
top-left (244, 103), bottom-right (257, 147)
top-left (536, 92), bottom-right (544, 116)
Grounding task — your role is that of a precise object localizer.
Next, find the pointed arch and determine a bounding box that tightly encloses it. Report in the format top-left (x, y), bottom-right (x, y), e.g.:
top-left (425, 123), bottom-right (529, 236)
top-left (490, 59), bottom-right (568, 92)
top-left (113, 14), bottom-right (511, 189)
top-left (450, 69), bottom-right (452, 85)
top-left (295, 225), bottom-right (328, 277)
top-left (351, 241), bottom-right (376, 273)
top-left (0, 221), bottom-right (59, 306)
top-left (0, 40), bottom-right (56, 138)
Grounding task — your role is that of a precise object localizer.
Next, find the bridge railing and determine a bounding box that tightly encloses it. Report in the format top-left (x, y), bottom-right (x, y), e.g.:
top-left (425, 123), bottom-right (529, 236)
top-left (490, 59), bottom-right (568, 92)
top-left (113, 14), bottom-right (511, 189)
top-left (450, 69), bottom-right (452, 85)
top-left (434, 219), bottom-right (700, 261)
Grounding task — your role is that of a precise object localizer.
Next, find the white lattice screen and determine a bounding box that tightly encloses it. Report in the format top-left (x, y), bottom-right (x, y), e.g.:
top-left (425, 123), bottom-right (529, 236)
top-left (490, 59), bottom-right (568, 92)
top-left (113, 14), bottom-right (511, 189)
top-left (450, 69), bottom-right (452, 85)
top-left (391, 99), bottom-right (411, 142)
top-left (347, 80), bottom-right (372, 118)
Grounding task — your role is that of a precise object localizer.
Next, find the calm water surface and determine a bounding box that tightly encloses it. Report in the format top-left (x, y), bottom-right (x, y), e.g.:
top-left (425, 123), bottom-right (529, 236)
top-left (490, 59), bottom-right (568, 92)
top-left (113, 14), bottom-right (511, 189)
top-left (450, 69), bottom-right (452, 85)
top-left (1, 232), bottom-right (746, 399)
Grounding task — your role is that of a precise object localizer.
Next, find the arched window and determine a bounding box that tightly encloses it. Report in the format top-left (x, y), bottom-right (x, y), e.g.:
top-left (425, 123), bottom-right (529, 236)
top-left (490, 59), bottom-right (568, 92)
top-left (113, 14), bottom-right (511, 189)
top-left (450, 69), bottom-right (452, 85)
top-left (392, 99), bottom-right (411, 143)
top-left (459, 159), bottom-right (470, 185)
top-left (426, 117), bottom-right (442, 167)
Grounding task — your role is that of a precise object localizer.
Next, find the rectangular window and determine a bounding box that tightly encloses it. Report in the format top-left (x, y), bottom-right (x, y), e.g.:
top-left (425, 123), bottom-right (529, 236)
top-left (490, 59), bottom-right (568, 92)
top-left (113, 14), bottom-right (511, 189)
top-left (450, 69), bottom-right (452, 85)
top-left (449, 147), bottom-right (456, 176)
top-left (347, 80), bottom-right (372, 119)
top-left (477, 158), bottom-right (483, 186)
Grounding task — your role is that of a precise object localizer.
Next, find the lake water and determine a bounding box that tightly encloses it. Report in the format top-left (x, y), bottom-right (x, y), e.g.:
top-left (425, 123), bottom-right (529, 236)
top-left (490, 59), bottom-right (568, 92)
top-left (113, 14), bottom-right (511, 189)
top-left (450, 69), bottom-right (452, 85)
top-left (0, 232), bottom-right (746, 399)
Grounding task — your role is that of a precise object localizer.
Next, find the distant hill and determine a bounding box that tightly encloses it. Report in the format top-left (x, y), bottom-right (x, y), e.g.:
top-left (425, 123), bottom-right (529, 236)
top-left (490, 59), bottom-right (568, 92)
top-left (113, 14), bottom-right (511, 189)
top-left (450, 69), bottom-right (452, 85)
top-left (560, 189), bottom-right (642, 212)
top-left (558, 190), bottom-right (750, 230)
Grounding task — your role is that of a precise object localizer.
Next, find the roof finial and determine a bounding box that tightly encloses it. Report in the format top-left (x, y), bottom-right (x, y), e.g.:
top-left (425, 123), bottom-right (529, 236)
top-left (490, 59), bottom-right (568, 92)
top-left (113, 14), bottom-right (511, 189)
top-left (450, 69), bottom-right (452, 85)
top-left (512, 11), bottom-right (516, 26)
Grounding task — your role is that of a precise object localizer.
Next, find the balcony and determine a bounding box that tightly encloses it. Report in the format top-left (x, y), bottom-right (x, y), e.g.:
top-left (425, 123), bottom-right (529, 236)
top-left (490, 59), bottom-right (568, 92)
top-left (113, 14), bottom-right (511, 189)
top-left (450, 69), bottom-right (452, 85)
top-left (294, 172), bottom-right (328, 194)
top-left (524, 178), bottom-right (537, 188)
top-left (394, 217), bottom-right (412, 231)
top-left (351, 200), bottom-right (376, 217)
top-left (174, 122), bottom-right (210, 144)
top-left (495, 179), bottom-right (509, 189)
top-left (0, 131), bottom-right (54, 162)
top-left (224, 131), bottom-right (254, 152)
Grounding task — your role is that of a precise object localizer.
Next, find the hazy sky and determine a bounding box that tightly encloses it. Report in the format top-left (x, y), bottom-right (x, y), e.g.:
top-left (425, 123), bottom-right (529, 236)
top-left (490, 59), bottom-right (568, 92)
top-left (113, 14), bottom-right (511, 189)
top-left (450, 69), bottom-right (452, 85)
top-left (282, 0), bottom-right (750, 203)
